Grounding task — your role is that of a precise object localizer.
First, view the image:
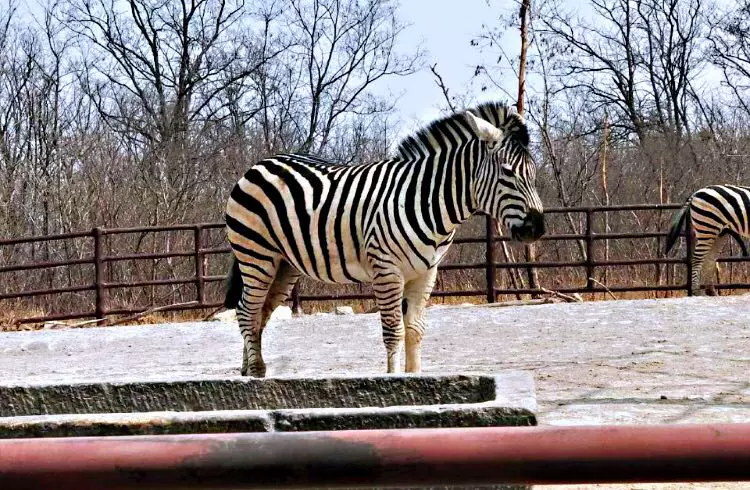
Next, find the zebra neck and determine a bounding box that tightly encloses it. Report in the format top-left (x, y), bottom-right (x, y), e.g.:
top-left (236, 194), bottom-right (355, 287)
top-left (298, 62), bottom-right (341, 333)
top-left (403, 140), bottom-right (479, 237)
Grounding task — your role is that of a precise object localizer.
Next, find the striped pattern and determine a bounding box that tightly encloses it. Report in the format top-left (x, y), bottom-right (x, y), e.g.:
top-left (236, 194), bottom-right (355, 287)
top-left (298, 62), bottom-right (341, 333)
top-left (224, 102), bottom-right (545, 377)
top-left (666, 185), bottom-right (750, 295)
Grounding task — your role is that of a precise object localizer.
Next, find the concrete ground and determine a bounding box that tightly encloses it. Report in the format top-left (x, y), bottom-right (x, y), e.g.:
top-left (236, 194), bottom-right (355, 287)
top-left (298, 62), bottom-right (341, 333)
top-left (2, 294), bottom-right (749, 488)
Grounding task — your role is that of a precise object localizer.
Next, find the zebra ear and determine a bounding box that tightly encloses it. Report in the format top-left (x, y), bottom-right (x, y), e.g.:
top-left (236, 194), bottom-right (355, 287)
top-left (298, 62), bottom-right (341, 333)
top-left (464, 111), bottom-right (503, 142)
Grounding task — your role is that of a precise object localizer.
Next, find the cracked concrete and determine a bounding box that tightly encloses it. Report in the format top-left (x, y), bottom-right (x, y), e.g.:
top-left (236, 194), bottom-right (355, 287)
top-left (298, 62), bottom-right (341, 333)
top-left (2, 294), bottom-right (748, 429)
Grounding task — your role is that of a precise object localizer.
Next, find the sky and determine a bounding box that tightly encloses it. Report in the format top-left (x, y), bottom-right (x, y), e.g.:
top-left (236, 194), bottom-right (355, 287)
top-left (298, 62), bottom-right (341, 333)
top-left (380, 0), bottom-right (521, 138)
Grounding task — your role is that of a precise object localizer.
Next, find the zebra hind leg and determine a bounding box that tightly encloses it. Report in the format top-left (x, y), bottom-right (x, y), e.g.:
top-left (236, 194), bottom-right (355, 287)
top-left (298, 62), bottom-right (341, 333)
top-left (403, 267), bottom-right (439, 373)
top-left (690, 234), bottom-right (715, 296)
top-left (372, 270), bottom-right (405, 374)
top-left (702, 234), bottom-right (727, 297)
top-left (236, 257), bottom-right (279, 377)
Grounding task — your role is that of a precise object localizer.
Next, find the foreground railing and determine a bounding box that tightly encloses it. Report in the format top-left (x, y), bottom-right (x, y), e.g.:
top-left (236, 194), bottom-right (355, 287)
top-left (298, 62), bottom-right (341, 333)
top-left (1, 424), bottom-right (749, 488)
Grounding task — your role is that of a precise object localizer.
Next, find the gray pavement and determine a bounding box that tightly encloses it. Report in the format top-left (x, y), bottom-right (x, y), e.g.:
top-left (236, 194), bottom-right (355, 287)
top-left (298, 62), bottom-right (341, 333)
top-left (1, 294), bottom-right (749, 426)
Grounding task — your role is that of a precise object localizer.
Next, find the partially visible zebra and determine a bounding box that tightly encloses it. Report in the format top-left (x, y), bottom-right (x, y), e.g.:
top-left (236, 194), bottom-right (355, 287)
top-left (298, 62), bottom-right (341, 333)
top-left (224, 102), bottom-right (545, 377)
top-left (666, 185), bottom-right (750, 295)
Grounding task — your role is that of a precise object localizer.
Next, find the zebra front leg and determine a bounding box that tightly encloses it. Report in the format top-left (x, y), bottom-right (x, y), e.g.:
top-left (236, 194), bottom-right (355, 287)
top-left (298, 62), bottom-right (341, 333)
top-left (372, 271), bottom-right (405, 373)
top-left (403, 267), bottom-right (438, 373)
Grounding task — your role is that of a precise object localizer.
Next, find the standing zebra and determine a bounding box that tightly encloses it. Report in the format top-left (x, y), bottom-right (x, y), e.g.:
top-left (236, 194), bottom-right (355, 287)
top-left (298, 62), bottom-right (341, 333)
top-left (224, 102), bottom-right (545, 377)
top-left (666, 185), bottom-right (750, 295)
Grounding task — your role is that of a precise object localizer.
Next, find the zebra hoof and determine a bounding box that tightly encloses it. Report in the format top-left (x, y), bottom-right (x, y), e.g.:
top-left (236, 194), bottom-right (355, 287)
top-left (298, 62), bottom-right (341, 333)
top-left (240, 364), bottom-right (266, 377)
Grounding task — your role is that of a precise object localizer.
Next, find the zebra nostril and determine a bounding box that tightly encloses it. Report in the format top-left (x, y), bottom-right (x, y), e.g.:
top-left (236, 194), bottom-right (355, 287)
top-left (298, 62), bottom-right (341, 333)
top-left (533, 212), bottom-right (545, 237)
top-left (521, 210), bottom-right (545, 240)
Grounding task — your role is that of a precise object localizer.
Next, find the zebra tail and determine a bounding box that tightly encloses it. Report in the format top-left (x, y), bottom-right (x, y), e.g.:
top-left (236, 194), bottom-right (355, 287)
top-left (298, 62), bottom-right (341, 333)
top-left (223, 256), bottom-right (243, 309)
top-left (665, 204), bottom-right (688, 255)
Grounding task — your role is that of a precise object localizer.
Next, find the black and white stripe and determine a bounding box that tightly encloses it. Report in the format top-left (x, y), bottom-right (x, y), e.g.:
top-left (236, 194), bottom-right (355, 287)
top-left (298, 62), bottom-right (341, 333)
top-left (666, 184), bottom-right (750, 295)
top-left (224, 102), bottom-right (545, 377)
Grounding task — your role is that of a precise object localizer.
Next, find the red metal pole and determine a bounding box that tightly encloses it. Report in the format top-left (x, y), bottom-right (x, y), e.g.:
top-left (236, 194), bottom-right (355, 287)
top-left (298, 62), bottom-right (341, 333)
top-left (1, 424), bottom-right (750, 489)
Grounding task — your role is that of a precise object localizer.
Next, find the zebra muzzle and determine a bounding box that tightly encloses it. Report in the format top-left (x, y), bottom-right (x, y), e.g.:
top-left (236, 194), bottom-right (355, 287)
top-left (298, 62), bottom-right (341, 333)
top-left (509, 209), bottom-right (545, 242)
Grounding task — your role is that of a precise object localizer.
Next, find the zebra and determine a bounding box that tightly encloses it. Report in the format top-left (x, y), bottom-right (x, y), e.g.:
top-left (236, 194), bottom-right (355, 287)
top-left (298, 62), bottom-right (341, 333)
top-left (666, 185), bottom-right (750, 295)
top-left (223, 101), bottom-right (545, 377)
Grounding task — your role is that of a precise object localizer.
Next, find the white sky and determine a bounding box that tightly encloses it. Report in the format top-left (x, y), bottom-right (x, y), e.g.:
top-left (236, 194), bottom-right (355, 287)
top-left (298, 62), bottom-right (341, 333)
top-left (383, 0), bottom-right (519, 137)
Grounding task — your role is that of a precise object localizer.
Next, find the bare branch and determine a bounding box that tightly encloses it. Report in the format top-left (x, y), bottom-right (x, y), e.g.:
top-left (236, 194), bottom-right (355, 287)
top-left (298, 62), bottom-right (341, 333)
top-left (429, 63), bottom-right (456, 112)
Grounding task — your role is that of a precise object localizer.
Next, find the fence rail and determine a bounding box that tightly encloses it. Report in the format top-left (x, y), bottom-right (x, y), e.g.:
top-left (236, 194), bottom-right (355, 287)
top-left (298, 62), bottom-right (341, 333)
top-left (2, 203), bottom-right (749, 326)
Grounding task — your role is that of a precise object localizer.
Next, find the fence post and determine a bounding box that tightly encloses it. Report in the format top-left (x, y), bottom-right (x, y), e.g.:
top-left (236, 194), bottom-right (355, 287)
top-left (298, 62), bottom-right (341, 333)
top-left (93, 227), bottom-right (106, 322)
top-left (585, 209), bottom-right (595, 291)
top-left (194, 226), bottom-right (205, 305)
top-left (291, 283), bottom-right (302, 315)
top-left (485, 214), bottom-right (497, 303)
top-left (685, 206), bottom-right (694, 297)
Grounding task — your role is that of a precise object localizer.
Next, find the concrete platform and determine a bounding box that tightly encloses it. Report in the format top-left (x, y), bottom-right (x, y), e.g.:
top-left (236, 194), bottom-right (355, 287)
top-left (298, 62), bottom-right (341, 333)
top-left (0, 372), bottom-right (535, 438)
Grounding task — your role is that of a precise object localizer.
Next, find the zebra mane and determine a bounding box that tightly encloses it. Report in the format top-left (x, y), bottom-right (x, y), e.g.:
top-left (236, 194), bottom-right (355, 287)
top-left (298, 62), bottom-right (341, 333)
top-left (395, 101), bottom-right (530, 157)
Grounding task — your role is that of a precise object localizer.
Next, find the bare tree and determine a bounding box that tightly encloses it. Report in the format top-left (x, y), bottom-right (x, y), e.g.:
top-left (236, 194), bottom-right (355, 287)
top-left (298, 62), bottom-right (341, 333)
top-left (634, 0), bottom-right (705, 137)
top-left (536, 0), bottom-right (646, 141)
top-left (61, 0), bottom-right (289, 226)
top-left (65, 0), bottom-right (277, 144)
top-left (534, 0), bottom-right (703, 142)
top-left (710, 1), bottom-right (750, 117)
top-left (275, 0), bottom-right (422, 155)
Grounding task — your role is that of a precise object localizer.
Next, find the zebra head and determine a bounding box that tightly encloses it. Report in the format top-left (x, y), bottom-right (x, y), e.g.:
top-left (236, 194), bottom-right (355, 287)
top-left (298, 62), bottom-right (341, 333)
top-left (465, 105), bottom-right (545, 242)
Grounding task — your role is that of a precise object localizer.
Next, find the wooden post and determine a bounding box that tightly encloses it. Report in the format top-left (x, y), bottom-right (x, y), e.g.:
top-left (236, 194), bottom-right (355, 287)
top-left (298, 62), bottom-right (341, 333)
top-left (516, 0), bottom-right (530, 115)
top-left (516, 0), bottom-right (539, 296)
top-left (585, 209), bottom-right (595, 291)
top-left (291, 283), bottom-right (302, 315)
top-left (194, 226), bottom-right (205, 305)
top-left (93, 227), bottom-right (106, 322)
top-left (486, 215), bottom-right (497, 303)
top-left (600, 111), bottom-right (610, 296)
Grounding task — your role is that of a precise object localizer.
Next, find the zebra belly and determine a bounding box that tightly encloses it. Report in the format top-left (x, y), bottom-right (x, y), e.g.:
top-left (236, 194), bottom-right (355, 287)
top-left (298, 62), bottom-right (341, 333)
top-left (363, 236), bottom-right (454, 282)
top-left (403, 242), bottom-right (453, 281)
top-left (285, 252), bottom-right (373, 284)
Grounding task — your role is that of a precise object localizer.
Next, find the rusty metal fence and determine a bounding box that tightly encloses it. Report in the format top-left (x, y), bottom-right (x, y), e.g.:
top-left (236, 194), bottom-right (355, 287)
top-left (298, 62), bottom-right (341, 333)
top-left (2, 203), bottom-right (749, 326)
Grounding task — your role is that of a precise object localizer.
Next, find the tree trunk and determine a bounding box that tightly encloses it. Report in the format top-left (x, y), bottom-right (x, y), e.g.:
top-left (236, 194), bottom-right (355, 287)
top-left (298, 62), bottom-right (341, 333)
top-left (600, 111), bottom-right (610, 297)
top-left (517, 0), bottom-right (539, 296)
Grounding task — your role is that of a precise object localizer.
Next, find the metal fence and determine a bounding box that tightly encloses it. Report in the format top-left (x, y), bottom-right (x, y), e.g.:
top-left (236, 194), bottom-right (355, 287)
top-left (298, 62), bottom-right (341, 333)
top-left (2, 203), bottom-right (749, 326)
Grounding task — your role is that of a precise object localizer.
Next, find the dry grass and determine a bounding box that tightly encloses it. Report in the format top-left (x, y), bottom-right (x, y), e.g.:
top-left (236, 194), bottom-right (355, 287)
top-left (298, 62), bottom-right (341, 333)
top-left (0, 288), bottom-right (692, 331)
top-left (0, 307), bottom-right (217, 332)
top-left (0, 307), bottom-right (46, 332)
